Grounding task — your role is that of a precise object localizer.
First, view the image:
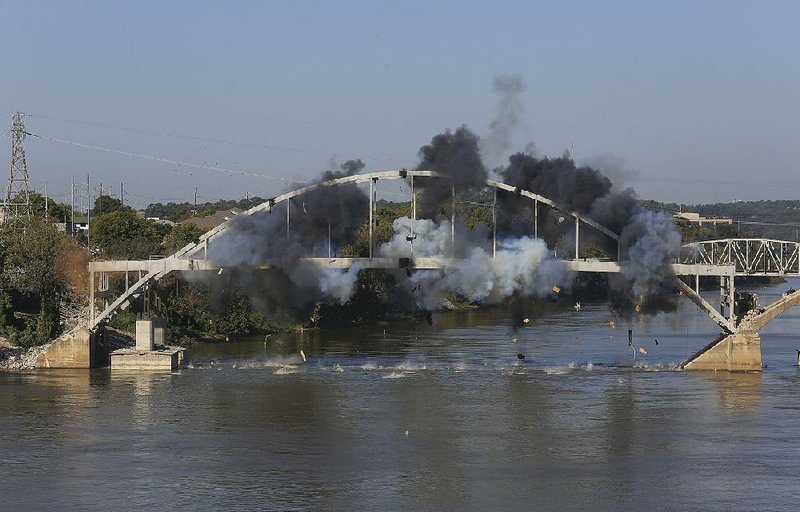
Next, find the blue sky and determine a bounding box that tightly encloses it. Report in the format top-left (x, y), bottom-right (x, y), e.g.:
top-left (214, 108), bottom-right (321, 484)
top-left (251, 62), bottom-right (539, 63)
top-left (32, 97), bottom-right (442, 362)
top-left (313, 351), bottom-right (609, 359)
top-left (1, 0), bottom-right (798, 206)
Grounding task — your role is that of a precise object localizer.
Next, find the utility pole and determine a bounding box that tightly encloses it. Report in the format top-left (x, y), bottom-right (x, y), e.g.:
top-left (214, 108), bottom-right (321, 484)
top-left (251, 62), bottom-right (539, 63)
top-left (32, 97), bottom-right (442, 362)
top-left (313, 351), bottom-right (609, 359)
top-left (44, 180), bottom-right (48, 215)
top-left (120, 182), bottom-right (124, 206)
top-left (86, 173), bottom-right (91, 248)
top-left (194, 186), bottom-right (198, 208)
top-left (71, 176), bottom-right (75, 236)
top-left (2, 112), bottom-right (33, 222)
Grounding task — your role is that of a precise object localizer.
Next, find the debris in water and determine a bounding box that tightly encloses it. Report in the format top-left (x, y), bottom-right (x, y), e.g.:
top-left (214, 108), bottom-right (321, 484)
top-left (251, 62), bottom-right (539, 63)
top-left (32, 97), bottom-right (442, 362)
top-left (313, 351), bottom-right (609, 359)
top-left (523, 318), bottom-right (530, 324)
top-left (552, 286), bottom-right (561, 294)
top-left (574, 302), bottom-right (581, 311)
top-left (512, 338), bottom-right (518, 343)
top-left (639, 347), bottom-right (647, 355)
top-left (609, 321), bottom-right (616, 329)
top-left (654, 338), bottom-right (658, 345)
top-left (405, 430), bottom-right (409, 437)
top-left (517, 353), bottom-right (526, 360)
top-left (634, 304), bottom-right (641, 312)
top-left (218, 268), bottom-right (224, 275)
top-left (300, 350), bottom-right (306, 362)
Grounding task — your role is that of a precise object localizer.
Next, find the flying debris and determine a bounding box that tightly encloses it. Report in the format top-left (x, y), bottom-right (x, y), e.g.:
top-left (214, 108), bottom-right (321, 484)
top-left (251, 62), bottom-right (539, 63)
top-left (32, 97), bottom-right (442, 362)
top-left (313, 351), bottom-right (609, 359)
top-left (300, 350), bottom-right (306, 362)
top-left (218, 268), bottom-right (224, 275)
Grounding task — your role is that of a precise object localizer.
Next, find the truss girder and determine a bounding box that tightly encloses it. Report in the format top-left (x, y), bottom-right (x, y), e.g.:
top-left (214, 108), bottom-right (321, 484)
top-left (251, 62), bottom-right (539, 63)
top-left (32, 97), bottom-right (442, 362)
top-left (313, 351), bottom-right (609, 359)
top-left (680, 239), bottom-right (800, 277)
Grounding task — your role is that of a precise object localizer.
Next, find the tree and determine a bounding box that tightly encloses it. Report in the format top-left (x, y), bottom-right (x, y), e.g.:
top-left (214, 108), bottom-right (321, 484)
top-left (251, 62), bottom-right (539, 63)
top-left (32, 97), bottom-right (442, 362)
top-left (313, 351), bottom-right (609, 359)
top-left (163, 223), bottom-right (207, 255)
top-left (15, 192), bottom-right (73, 223)
top-left (0, 217), bottom-right (67, 342)
top-left (92, 194), bottom-right (128, 216)
top-left (90, 210), bottom-right (171, 259)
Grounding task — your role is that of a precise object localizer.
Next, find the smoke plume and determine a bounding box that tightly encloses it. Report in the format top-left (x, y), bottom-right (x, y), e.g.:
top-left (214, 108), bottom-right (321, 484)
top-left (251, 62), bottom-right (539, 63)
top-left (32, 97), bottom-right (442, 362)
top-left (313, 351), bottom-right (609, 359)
top-left (379, 218), bottom-right (570, 309)
top-left (206, 163), bottom-right (368, 312)
top-left (609, 210), bottom-right (682, 314)
top-left (483, 74), bottom-right (529, 165)
top-left (495, 151), bottom-right (681, 314)
top-left (415, 126), bottom-right (488, 218)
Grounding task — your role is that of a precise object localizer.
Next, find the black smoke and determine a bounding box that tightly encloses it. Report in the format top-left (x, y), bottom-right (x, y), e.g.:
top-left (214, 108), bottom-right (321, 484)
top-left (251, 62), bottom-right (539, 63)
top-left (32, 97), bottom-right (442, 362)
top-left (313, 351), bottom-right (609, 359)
top-left (493, 152), bottom-right (680, 316)
top-left (415, 126), bottom-right (488, 218)
top-left (205, 162), bottom-right (370, 315)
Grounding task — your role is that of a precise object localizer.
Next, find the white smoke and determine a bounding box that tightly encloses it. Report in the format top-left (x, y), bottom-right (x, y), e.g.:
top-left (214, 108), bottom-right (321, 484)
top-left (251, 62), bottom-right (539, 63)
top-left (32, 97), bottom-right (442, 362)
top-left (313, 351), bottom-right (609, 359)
top-left (379, 218), bottom-right (572, 309)
top-left (318, 264), bottom-right (362, 304)
top-left (379, 217), bottom-right (454, 257)
top-left (287, 262), bottom-right (362, 305)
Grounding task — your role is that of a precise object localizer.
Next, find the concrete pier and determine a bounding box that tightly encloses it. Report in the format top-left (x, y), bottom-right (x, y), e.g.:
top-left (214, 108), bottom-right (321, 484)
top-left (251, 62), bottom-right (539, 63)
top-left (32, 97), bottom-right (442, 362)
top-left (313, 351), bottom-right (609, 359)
top-left (110, 346), bottom-right (185, 370)
top-left (113, 318), bottom-right (185, 370)
top-left (35, 327), bottom-right (97, 369)
top-left (682, 330), bottom-right (762, 372)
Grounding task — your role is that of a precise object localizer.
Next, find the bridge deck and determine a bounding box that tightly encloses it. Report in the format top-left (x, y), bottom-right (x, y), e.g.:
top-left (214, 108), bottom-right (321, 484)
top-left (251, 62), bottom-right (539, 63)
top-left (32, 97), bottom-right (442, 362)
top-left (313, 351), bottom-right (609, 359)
top-left (89, 257), bottom-right (734, 276)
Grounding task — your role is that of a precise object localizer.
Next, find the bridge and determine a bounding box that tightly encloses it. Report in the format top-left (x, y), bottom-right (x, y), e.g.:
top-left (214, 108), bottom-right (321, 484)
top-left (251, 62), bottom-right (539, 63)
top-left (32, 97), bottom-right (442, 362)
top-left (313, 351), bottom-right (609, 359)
top-left (85, 170), bottom-right (800, 372)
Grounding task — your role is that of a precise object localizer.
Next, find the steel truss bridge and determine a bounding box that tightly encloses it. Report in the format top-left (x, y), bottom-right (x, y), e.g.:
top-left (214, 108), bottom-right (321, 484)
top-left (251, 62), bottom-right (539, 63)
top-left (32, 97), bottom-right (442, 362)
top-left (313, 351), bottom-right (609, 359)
top-left (679, 239), bottom-right (800, 277)
top-left (87, 170), bottom-right (800, 344)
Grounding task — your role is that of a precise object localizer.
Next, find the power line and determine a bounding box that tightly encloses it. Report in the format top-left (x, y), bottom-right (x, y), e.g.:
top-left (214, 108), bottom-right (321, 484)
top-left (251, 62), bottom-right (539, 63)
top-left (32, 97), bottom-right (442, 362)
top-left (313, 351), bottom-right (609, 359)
top-left (22, 111), bottom-right (414, 166)
top-left (26, 131), bottom-right (311, 185)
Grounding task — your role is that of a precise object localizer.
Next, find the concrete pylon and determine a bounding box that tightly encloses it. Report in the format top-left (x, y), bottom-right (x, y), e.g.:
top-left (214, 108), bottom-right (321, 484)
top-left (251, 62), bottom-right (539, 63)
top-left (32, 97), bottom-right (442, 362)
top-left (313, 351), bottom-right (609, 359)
top-left (682, 330), bottom-right (762, 372)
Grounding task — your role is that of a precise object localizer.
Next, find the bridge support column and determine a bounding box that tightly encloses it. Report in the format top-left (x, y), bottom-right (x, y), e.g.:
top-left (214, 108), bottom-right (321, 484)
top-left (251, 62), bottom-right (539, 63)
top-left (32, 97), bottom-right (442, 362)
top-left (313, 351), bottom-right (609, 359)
top-left (492, 188), bottom-right (497, 258)
top-left (451, 183), bottom-right (455, 257)
top-left (136, 319), bottom-right (155, 351)
top-left (369, 178), bottom-right (374, 258)
top-left (683, 330), bottom-right (762, 372)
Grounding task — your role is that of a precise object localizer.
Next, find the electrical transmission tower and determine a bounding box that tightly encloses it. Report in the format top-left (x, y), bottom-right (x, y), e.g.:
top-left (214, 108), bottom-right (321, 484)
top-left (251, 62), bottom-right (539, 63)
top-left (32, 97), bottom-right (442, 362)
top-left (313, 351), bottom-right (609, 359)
top-left (2, 112), bottom-right (32, 221)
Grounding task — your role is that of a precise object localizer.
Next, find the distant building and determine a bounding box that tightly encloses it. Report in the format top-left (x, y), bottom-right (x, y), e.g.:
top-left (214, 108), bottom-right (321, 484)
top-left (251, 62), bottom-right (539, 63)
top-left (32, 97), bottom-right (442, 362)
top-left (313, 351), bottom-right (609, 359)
top-left (146, 217), bottom-right (176, 227)
top-left (674, 212), bottom-right (733, 226)
top-left (181, 208), bottom-right (243, 230)
top-left (55, 215), bottom-right (89, 234)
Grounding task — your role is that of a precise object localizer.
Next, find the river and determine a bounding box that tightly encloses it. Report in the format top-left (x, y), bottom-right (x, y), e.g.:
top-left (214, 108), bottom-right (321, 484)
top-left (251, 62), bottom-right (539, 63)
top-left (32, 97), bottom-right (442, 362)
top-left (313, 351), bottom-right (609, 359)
top-left (2, 279), bottom-right (800, 511)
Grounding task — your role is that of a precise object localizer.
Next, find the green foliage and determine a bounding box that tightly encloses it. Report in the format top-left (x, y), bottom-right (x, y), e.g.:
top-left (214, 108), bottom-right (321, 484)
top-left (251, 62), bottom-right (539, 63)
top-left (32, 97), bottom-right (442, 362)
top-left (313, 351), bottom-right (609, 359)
top-left (0, 217), bottom-right (68, 344)
top-left (109, 309), bottom-right (137, 333)
top-left (674, 221), bottom-right (737, 243)
top-left (342, 202), bottom-right (411, 257)
top-left (24, 192), bottom-right (74, 222)
top-left (92, 194), bottom-right (129, 216)
top-left (145, 196), bottom-right (265, 223)
top-left (0, 292), bottom-right (12, 328)
top-left (163, 223), bottom-right (207, 255)
top-left (90, 210), bottom-right (172, 259)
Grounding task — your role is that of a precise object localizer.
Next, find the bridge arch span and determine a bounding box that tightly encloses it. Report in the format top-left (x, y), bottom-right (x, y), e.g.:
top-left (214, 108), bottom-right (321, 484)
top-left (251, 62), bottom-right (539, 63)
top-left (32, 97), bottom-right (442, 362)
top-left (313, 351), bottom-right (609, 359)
top-left (173, 169), bottom-right (620, 261)
top-left (90, 170), bottom-right (622, 328)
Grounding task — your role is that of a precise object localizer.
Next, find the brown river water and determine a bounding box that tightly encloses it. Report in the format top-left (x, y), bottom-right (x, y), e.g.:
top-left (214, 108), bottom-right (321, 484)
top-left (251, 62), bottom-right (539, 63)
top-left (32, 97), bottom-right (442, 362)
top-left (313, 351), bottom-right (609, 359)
top-left (1, 278), bottom-right (800, 511)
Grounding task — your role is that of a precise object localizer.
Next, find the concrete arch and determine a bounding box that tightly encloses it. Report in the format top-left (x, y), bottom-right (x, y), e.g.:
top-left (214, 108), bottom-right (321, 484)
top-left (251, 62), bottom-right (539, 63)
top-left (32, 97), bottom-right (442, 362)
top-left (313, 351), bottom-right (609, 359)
top-left (173, 169), bottom-right (620, 261)
top-left (90, 170), bottom-right (622, 329)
